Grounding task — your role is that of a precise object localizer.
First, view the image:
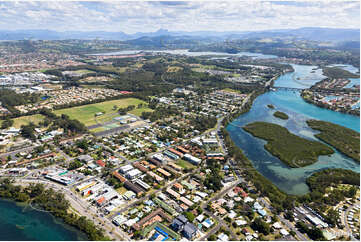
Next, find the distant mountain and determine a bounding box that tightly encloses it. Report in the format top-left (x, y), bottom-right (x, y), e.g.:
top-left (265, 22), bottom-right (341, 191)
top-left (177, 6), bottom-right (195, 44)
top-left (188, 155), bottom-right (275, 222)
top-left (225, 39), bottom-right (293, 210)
top-left (0, 27), bottom-right (359, 43)
top-left (241, 27), bottom-right (360, 42)
top-left (123, 35), bottom-right (220, 48)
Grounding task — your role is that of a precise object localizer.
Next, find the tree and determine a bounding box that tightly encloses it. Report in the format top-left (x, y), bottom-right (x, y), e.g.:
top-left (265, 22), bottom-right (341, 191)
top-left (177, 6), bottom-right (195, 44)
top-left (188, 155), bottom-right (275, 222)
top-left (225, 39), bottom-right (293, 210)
top-left (16, 192), bottom-right (30, 202)
top-left (208, 234), bottom-right (217, 241)
top-left (26, 183), bottom-right (45, 198)
top-left (1, 117), bottom-right (14, 129)
top-left (251, 217), bottom-right (270, 235)
top-left (20, 123), bottom-right (36, 141)
top-left (284, 211), bottom-right (294, 222)
top-left (183, 211), bottom-right (195, 222)
top-left (118, 108), bottom-right (127, 115)
top-left (68, 160), bottom-right (83, 170)
top-left (325, 209), bottom-right (339, 227)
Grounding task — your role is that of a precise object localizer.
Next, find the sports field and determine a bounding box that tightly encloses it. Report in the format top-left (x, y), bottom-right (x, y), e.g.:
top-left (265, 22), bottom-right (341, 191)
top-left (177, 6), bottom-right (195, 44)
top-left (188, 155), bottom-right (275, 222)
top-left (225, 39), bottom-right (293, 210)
top-left (128, 107), bottom-right (153, 117)
top-left (54, 98), bottom-right (150, 126)
top-left (222, 88), bottom-right (241, 93)
top-left (176, 159), bottom-right (196, 169)
top-left (0, 114), bottom-right (45, 128)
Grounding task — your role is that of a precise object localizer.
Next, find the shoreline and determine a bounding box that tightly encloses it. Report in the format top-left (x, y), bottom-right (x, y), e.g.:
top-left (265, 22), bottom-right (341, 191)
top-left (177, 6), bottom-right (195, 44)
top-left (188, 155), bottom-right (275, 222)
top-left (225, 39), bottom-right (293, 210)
top-left (0, 197), bottom-right (87, 241)
top-left (221, 90), bottom-right (295, 212)
top-left (0, 180), bottom-right (111, 241)
top-left (300, 91), bottom-right (360, 117)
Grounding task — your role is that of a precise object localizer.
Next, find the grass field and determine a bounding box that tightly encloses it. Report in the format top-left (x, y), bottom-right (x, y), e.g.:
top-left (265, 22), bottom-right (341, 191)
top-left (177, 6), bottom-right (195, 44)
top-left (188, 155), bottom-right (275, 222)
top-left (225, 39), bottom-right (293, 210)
top-left (54, 98), bottom-right (148, 126)
top-left (0, 114), bottom-right (45, 128)
top-left (80, 85), bottom-right (107, 89)
top-left (222, 88), bottom-right (241, 93)
top-left (89, 127), bottom-right (107, 133)
top-left (97, 65), bottom-right (127, 74)
top-left (176, 159), bottom-right (196, 169)
top-left (73, 69), bottom-right (95, 75)
top-left (116, 187), bottom-right (127, 195)
top-left (128, 107), bottom-right (153, 116)
top-left (167, 66), bottom-right (183, 72)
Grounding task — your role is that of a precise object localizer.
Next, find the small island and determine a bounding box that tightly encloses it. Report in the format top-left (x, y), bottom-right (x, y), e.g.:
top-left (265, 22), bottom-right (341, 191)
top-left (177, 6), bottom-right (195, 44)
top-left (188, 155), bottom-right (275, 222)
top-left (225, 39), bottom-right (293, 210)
top-left (273, 111), bottom-right (289, 120)
top-left (243, 122), bottom-right (334, 168)
top-left (306, 119), bottom-right (360, 162)
top-left (322, 66), bottom-right (359, 79)
top-left (267, 104), bottom-right (275, 109)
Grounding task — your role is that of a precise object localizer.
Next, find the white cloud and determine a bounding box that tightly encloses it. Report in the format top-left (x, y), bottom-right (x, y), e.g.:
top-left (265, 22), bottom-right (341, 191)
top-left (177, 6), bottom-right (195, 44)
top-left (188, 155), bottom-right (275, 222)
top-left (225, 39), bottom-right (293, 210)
top-left (0, 1), bottom-right (358, 33)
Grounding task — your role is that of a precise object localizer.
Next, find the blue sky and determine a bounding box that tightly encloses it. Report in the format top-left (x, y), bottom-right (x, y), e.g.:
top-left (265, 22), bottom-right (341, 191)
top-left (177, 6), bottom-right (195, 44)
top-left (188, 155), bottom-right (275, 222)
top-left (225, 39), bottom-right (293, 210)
top-left (0, 1), bottom-right (359, 33)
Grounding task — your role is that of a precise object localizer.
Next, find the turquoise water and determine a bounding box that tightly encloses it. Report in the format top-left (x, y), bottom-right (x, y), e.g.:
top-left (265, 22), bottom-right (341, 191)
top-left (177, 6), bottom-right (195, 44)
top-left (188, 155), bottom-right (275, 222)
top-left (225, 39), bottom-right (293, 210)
top-left (236, 51), bottom-right (278, 59)
top-left (345, 78), bottom-right (360, 88)
top-left (275, 64), bottom-right (326, 88)
top-left (227, 64), bottom-right (360, 195)
top-left (0, 199), bottom-right (87, 241)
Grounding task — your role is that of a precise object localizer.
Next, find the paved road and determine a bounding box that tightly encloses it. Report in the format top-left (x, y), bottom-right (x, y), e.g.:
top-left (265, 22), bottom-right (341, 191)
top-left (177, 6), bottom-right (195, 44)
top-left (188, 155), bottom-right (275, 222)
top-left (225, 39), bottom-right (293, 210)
top-left (259, 198), bottom-right (308, 241)
top-left (0, 145), bottom-right (37, 159)
top-left (343, 202), bottom-right (359, 241)
top-left (198, 223), bottom-right (222, 241)
top-left (200, 180), bottom-right (242, 241)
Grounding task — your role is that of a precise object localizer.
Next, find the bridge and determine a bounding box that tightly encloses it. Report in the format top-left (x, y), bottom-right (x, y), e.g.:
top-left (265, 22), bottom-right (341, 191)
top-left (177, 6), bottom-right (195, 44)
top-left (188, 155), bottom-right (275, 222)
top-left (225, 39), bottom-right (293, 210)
top-left (272, 86), bottom-right (304, 91)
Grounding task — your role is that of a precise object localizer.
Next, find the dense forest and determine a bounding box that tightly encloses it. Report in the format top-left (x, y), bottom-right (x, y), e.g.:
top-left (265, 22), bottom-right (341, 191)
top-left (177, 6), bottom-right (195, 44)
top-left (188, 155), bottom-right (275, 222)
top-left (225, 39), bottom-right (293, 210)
top-left (306, 168), bottom-right (360, 193)
top-left (303, 168), bottom-right (359, 226)
top-left (321, 66), bottom-right (359, 79)
top-left (0, 89), bottom-right (40, 113)
top-left (306, 119), bottom-right (360, 162)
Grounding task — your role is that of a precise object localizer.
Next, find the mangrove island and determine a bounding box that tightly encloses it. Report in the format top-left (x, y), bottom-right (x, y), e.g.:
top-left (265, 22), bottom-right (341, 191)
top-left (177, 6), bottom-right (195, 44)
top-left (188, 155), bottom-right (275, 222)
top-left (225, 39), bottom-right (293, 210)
top-left (273, 111), bottom-right (289, 120)
top-left (243, 122), bottom-right (334, 168)
top-left (306, 119), bottom-right (360, 162)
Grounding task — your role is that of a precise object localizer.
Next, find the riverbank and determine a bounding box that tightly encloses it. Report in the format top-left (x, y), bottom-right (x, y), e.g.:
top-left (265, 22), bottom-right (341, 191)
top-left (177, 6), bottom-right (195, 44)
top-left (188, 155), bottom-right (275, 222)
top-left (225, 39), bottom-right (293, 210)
top-left (301, 90), bottom-right (360, 117)
top-left (243, 121), bottom-right (334, 168)
top-left (0, 198), bottom-right (87, 241)
top-left (0, 179), bottom-right (109, 241)
top-left (221, 91), bottom-right (294, 213)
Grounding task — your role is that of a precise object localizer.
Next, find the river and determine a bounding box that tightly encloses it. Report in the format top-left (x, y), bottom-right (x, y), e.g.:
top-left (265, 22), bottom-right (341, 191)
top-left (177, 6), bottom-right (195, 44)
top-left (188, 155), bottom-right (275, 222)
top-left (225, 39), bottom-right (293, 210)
top-left (227, 63), bottom-right (360, 195)
top-left (90, 49), bottom-right (278, 59)
top-left (0, 199), bottom-right (87, 241)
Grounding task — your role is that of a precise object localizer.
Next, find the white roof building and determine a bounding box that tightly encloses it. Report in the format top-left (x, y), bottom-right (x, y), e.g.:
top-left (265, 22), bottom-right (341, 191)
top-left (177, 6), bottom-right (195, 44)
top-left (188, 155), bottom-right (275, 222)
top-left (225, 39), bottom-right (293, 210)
top-left (113, 215), bottom-right (127, 226)
top-left (217, 233), bottom-right (229, 241)
top-left (126, 169), bottom-right (142, 179)
top-left (119, 164), bottom-right (133, 174)
top-left (280, 229), bottom-right (289, 236)
top-left (235, 220), bottom-right (247, 226)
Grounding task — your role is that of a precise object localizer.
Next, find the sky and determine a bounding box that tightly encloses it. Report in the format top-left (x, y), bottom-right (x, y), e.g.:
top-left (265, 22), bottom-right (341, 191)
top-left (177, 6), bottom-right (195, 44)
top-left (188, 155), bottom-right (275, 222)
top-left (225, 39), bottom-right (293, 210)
top-left (0, 1), bottom-right (359, 33)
